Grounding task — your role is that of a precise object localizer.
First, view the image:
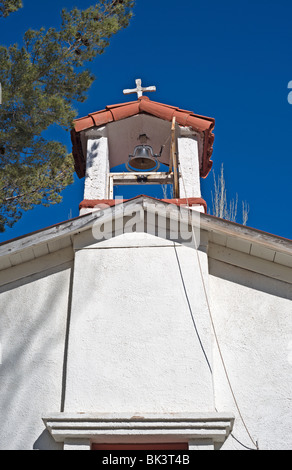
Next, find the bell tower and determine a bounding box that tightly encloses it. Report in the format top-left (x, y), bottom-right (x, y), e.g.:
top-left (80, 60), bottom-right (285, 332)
top-left (59, 83), bottom-right (238, 450)
top-left (71, 80), bottom-right (215, 214)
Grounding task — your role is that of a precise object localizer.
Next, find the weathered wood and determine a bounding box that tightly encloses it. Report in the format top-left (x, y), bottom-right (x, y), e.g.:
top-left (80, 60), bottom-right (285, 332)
top-left (109, 174), bottom-right (114, 198)
top-left (208, 243), bottom-right (292, 284)
top-left (171, 117), bottom-right (180, 198)
top-left (0, 247), bottom-right (74, 286)
top-left (109, 172), bottom-right (174, 187)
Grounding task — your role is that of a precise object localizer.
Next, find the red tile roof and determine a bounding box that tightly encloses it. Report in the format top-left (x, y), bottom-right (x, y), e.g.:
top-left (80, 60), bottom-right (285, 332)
top-left (71, 96), bottom-right (215, 179)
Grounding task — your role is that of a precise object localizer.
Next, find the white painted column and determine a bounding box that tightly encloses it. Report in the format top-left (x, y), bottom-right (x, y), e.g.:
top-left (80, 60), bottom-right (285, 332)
top-left (177, 131), bottom-right (201, 199)
top-left (83, 127), bottom-right (109, 202)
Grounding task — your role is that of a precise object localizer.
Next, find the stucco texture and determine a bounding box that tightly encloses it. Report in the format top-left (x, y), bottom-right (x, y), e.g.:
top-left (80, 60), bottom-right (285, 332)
top-left (209, 259), bottom-right (292, 450)
top-left (64, 238), bottom-right (215, 414)
top-left (0, 262), bottom-right (72, 450)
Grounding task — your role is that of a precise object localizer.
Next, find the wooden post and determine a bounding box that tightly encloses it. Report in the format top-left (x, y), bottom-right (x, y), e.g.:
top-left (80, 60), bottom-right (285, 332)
top-left (171, 117), bottom-right (179, 198)
top-left (168, 122), bottom-right (174, 175)
top-left (108, 174), bottom-right (114, 199)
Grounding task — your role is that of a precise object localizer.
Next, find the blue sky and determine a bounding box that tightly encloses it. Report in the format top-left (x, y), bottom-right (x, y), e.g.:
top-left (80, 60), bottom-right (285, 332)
top-left (0, 0), bottom-right (292, 242)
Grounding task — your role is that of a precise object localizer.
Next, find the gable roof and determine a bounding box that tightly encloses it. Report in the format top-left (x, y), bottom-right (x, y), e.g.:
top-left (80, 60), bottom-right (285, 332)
top-left (0, 196), bottom-right (291, 287)
top-left (71, 96), bottom-right (215, 179)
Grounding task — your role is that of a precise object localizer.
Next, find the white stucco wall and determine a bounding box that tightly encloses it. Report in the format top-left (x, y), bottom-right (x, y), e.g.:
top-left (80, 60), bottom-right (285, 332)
top-left (0, 259), bottom-right (73, 450)
top-left (0, 215), bottom-right (291, 450)
top-left (209, 258), bottom-right (292, 450)
top-left (177, 134), bottom-right (201, 198)
top-left (84, 131), bottom-right (109, 200)
top-left (64, 232), bottom-right (215, 415)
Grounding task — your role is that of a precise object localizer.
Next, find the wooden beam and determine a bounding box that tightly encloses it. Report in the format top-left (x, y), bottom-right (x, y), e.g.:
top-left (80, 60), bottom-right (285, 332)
top-left (109, 172), bottom-right (174, 186)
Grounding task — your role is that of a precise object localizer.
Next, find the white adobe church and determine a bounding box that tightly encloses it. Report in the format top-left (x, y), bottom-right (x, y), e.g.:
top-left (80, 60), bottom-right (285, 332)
top-left (0, 80), bottom-right (291, 451)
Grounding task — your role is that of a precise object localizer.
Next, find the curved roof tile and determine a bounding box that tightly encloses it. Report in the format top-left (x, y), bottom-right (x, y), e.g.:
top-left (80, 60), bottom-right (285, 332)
top-left (71, 96), bottom-right (215, 179)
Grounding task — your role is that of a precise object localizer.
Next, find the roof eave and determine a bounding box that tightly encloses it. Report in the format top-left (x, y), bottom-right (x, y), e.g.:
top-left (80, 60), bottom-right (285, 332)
top-left (71, 97), bottom-right (215, 179)
top-left (0, 196), bottom-right (291, 261)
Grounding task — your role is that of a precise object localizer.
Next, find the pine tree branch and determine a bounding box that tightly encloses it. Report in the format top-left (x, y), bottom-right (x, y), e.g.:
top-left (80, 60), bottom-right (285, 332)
top-left (1, 167), bottom-right (71, 202)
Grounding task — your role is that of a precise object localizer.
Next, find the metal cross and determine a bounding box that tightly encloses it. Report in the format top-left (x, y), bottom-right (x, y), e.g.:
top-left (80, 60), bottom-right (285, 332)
top-left (123, 79), bottom-right (156, 99)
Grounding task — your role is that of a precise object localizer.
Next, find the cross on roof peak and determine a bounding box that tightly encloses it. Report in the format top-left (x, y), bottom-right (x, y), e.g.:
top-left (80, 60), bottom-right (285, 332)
top-left (123, 79), bottom-right (156, 99)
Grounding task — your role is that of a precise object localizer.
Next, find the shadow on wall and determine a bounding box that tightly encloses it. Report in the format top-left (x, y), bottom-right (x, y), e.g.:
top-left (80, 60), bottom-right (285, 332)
top-left (0, 261), bottom-right (73, 450)
top-left (34, 429), bottom-right (62, 451)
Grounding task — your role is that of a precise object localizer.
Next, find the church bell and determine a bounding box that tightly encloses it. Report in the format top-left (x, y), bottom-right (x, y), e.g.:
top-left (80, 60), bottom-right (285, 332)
top-left (126, 144), bottom-right (161, 172)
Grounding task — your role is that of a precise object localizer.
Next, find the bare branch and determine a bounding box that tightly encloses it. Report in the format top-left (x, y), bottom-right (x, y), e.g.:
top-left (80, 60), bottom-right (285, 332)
top-left (210, 163), bottom-right (249, 225)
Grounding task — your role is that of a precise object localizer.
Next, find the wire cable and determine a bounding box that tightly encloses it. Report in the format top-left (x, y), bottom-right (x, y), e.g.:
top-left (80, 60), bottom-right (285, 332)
top-left (177, 160), bottom-right (259, 451)
top-left (173, 244), bottom-right (213, 376)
